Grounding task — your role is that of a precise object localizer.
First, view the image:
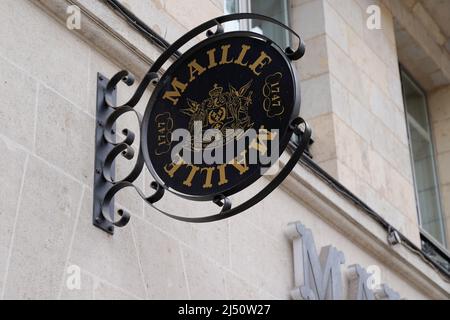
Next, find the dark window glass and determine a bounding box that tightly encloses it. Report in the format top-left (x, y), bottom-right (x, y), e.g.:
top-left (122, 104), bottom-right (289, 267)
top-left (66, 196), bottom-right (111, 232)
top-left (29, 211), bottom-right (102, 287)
top-left (224, 0), bottom-right (290, 49)
top-left (401, 69), bottom-right (447, 247)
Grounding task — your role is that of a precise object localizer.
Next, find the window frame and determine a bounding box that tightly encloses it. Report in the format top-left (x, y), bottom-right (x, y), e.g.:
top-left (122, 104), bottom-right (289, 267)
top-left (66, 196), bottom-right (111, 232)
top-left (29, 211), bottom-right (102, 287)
top-left (400, 65), bottom-right (448, 251)
top-left (223, 0), bottom-right (292, 49)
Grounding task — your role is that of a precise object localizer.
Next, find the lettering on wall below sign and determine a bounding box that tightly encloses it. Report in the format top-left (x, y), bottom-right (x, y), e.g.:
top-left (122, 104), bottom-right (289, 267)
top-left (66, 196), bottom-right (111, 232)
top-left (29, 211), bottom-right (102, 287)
top-left (286, 222), bottom-right (401, 300)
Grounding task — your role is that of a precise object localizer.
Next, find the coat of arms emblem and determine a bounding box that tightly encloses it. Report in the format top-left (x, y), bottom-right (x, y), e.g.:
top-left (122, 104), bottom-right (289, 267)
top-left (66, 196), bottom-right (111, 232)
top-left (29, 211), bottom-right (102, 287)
top-left (181, 80), bottom-right (254, 149)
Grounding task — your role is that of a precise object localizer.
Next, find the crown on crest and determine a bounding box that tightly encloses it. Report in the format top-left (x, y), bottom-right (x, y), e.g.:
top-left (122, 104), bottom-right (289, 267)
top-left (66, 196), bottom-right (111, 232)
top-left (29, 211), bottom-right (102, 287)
top-left (208, 83), bottom-right (223, 98)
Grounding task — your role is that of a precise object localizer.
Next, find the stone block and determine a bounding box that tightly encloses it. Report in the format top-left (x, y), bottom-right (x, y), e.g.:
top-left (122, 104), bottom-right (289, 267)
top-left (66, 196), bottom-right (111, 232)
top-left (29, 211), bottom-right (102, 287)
top-left (35, 87), bottom-right (95, 185)
top-left (60, 269), bottom-right (94, 300)
top-left (0, 56), bottom-right (37, 150)
top-left (0, 137), bottom-right (27, 294)
top-left (434, 119), bottom-right (450, 154)
top-left (362, 4), bottom-right (397, 68)
top-left (144, 206), bottom-right (231, 268)
top-left (300, 73), bottom-right (332, 120)
top-left (131, 218), bottom-right (189, 299)
top-left (370, 118), bottom-right (391, 157)
top-left (429, 86), bottom-right (450, 123)
top-left (327, 36), bottom-right (365, 104)
top-left (327, 0), bottom-right (364, 38)
top-left (120, 0), bottom-right (189, 44)
top-left (335, 117), bottom-right (371, 184)
top-left (165, 0), bottom-right (221, 31)
top-left (229, 215), bottom-right (292, 299)
top-left (317, 158), bottom-right (338, 179)
top-left (296, 35), bottom-right (329, 80)
top-left (349, 92), bottom-right (374, 143)
top-left (437, 152), bottom-right (450, 185)
top-left (441, 185), bottom-right (450, 242)
top-left (68, 191), bottom-right (147, 298)
top-left (291, 0), bottom-right (325, 41)
top-left (3, 156), bottom-right (83, 299)
top-left (143, 173), bottom-right (231, 267)
top-left (307, 113), bottom-right (337, 163)
top-left (225, 272), bottom-right (275, 300)
top-left (368, 81), bottom-right (392, 127)
top-left (412, 3), bottom-right (446, 46)
top-left (0, 0), bottom-right (89, 110)
top-left (367, 146), bottom-right (388, 198)
top-left (391, 107), bottom-right (409, 147)
top-left (347, 26), bottom-right (373, 77)
top-left (337, 160), bottom-right (357, 193)
top-left (324, 1), bottom-right (349, 53)
top-left (329, 74), bottom-right (351, 126)
top-left (384, 164), bottom-right (416, 219)
top-left (182, 245), bottom-right (227, 299)
top-left (94, 280), bottom-right (138, 300)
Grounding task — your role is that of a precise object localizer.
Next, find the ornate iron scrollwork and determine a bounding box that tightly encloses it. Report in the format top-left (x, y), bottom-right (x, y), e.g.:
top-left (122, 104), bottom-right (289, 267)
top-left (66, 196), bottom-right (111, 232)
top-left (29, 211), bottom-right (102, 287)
top-left (93, 13), bottom-right (311, 234)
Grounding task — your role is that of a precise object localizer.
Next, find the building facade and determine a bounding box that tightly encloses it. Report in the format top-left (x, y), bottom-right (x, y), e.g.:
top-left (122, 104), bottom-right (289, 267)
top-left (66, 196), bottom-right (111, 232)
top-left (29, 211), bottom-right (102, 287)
top-left (0, 0), bottom-right (449, 299)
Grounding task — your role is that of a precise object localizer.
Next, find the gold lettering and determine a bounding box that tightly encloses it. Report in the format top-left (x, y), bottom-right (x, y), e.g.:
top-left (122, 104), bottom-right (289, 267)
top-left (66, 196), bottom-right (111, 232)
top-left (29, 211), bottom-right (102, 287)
top-left (164, 158), bottom-right (184, 178)
top-left (234, 44), bottom-right (251, 66)
top-left (217, 164), bottom-right (228, 186)
top-left (229, 156), bottom-right (249, 175)
top-left (206, 48), bottom-right (218, 69)
top-left (249, 51), bottom-right (272, 76)
top-left (271, 82), bottom-right (280, 93)
top-left (249, 128), bottom-right (277, 156)
top-left (219, 45), bottom-right (233, 65)
top-left (183, 165), bottom-right (200, 187)
top-left (188, 59), bottom-right (206, 82)
top-left (249, 137), bottom-right (267, 155)
top-left (162, 77), bottom-right (188, 106)
top-left (272, 95), bottom-right (281, 107)
top-left (201, 167), bottom-right (215, 188)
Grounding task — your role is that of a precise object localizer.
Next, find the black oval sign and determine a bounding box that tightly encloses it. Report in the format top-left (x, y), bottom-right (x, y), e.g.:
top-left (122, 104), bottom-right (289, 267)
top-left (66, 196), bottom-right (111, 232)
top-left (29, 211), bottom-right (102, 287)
top-left (142, 32), bottom-right (299, 200)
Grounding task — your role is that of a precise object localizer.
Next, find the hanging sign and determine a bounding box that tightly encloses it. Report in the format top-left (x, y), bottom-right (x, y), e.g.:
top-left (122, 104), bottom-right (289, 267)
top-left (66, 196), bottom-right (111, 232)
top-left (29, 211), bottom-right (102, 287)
top-left (142, 32), bottom-right (299, 200)
top-left (94, 14), bottom-right (311, 233)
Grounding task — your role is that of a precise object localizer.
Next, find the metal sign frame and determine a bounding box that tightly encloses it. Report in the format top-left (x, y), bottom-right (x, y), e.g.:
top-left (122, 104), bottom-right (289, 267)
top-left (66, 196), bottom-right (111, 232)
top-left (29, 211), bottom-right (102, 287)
top-left (93, 13), bottom-right (311, 234)
top-left (142, 30), bottom-right (300, 201)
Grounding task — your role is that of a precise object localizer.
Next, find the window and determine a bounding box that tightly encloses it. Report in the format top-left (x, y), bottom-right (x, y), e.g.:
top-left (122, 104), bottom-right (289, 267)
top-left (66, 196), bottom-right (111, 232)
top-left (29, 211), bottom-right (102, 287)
top-left (400, 68), bottom-right (447, 248)
top-left (224, 0), bottom-right (290, 50)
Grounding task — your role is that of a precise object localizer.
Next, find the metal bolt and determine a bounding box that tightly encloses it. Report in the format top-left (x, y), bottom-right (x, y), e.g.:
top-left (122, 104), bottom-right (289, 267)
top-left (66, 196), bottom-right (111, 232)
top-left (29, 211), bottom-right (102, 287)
top-left (108, 226), bottom-right (114, 233)
top-left (99, 75), bottom-right (104, 81)
top-left (97, 121), bottom-right (103, 127)
top-left (111, 129), bottom-right (116, 134)
top-left (387, 229), bottom-right (401, 246)
top-left (96, 168), bottom-right (101, 174)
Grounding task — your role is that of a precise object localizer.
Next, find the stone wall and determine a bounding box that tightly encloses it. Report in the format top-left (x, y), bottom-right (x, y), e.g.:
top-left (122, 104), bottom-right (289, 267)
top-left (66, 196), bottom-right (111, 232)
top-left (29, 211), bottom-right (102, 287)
top-left (0, 0), bottom-right (447, 299)
top-left (291, 0), bottom-right (419, 245)
top-left (386, 0), bottom-right (450, 248)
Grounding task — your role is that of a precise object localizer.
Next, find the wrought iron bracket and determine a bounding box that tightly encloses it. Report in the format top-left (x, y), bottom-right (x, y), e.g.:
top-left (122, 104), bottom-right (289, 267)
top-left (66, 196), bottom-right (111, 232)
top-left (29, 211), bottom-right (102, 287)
top-left (93, 73), bottom-right (116, 234)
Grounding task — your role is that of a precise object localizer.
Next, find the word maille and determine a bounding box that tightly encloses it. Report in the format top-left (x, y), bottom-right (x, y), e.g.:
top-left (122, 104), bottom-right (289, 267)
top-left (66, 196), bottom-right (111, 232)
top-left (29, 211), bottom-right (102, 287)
top-left (142, 32), bottom-right (299, 201)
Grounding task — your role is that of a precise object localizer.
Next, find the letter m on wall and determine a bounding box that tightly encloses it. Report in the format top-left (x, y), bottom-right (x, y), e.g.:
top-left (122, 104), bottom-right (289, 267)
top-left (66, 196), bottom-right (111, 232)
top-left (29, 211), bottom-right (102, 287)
top-left (287, 222), bottom-right (345, 300)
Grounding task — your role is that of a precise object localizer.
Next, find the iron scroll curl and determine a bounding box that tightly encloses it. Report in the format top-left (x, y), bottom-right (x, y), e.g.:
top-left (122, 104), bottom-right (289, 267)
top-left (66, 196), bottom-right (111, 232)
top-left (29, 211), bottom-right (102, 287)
top-left (94, 14), bottom-right (311, 232)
